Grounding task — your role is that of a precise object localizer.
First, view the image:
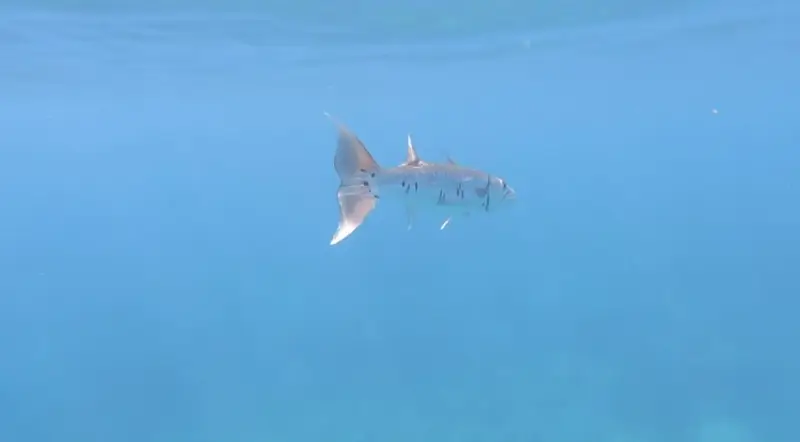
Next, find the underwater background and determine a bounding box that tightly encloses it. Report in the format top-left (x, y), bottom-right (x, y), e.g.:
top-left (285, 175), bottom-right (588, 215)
top-left (0, 0), bottom-right (798, 440)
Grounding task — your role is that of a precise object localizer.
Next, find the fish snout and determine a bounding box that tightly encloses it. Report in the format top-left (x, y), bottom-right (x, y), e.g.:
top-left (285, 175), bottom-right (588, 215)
top-left (502, 184), bottom-right (516, 202)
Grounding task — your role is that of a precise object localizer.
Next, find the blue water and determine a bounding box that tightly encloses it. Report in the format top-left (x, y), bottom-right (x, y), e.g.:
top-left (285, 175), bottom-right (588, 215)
top-left (1, 0), bottom-right (799, 441)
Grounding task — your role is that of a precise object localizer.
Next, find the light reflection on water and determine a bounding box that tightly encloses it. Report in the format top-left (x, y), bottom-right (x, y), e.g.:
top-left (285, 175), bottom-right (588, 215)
top-left (0, 3), bottom-right (795, 84)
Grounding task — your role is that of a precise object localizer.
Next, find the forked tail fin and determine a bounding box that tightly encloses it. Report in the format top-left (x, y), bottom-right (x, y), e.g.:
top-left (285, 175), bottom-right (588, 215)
top-left (325, 113), bottom-right (382, 245)
top-left (331, 185), bottom-right (377, 245)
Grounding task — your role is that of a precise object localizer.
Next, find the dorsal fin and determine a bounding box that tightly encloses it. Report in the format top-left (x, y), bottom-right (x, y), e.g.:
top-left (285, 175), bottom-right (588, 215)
top-left (404, 134), bottom-right (424, 166)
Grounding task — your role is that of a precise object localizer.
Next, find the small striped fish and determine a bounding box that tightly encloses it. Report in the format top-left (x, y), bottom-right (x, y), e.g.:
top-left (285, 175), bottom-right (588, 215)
top-left (326, 114), bottom-right (516, 245)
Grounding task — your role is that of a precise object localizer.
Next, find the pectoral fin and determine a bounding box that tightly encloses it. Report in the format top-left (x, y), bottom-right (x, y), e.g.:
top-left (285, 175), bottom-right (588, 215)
top-left (440, 211), bottom-right (470, 231)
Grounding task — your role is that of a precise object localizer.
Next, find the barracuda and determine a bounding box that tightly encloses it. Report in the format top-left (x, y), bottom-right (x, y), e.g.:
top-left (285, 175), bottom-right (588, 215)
top-left (326, 113), bottom-right (516, 246)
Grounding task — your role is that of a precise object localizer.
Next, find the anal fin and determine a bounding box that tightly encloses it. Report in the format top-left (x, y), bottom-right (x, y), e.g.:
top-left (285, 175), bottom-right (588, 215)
top-left (406, 204), bottom-right (416, 231)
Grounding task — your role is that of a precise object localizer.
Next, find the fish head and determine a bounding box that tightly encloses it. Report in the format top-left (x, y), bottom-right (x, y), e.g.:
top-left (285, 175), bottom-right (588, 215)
top-left (485, 175), bottom-right (516, 211)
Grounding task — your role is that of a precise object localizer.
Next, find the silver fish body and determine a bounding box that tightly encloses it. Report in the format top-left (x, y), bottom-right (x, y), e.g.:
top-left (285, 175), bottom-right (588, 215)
top-left (376, 163), bottom-right (513, 210)
top-left (326, 114), bottom-right (516, 245)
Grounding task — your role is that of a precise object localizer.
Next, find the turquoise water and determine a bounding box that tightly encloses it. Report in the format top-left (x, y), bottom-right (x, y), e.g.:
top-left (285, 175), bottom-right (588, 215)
top-left (1, 0), bottom-right (799, 441)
